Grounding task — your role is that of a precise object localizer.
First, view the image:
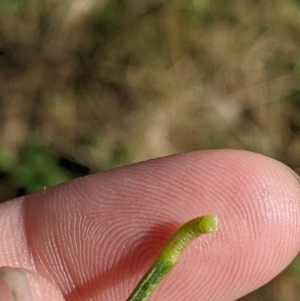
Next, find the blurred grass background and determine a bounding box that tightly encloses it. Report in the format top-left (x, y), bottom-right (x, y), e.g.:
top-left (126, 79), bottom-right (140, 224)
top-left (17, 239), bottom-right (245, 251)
top-left (0, 0), bottom-right (300, 299)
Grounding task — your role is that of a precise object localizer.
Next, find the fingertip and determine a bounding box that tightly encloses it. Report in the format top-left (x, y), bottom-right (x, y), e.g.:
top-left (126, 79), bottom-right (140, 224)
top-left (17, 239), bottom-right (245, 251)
top-left (2, 150), bottom-right (300, 301)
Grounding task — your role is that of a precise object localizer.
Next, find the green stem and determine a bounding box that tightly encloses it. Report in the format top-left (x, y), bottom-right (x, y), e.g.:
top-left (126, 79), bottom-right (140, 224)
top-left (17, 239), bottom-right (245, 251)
top-left (126, 215), bottom-right (218, 301)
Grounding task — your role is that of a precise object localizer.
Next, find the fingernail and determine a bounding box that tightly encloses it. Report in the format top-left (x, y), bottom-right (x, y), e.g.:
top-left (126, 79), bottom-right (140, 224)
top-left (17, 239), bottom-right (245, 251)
top-left (0, 267), bottom-right (32, 301)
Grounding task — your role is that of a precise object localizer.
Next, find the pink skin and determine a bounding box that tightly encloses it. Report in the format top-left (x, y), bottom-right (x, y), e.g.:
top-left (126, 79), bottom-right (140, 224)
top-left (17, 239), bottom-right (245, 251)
top-left (0, 150), bottom-right (300, 301)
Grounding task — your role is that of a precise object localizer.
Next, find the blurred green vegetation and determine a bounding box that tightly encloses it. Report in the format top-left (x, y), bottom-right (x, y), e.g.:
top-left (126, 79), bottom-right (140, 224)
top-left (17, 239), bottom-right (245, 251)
top-left (0, 0), bottom-right (300, 299)
top-left (0, 141), bottom-right (72, 193)
top-left (0, 0), bottom-right (25, 13)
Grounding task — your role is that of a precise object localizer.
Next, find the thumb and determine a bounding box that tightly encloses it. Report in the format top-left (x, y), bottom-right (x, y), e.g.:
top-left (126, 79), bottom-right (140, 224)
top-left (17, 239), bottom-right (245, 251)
top-left (0, 266), bottom-right (65, 301)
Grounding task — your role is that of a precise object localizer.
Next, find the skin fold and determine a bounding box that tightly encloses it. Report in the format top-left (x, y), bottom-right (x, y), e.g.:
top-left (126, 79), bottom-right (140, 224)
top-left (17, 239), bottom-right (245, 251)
top-left (0, 149), bottom-right (300, 301)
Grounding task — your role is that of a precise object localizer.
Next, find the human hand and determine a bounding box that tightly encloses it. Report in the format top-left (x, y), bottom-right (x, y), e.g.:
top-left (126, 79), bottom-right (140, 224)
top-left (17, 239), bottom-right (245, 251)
top-left (0, 150), bottom-right (300, 301)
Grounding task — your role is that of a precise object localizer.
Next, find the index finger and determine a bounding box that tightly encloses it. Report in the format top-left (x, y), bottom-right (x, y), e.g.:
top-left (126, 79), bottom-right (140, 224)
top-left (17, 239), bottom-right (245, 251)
top-left (0, 150), bottom-right (300, 301)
